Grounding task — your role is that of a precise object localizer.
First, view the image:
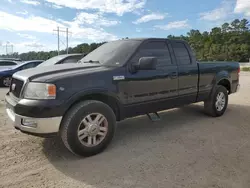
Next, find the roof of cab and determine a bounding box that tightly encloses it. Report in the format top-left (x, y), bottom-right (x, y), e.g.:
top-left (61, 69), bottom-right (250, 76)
top-left (118, 37), bottom-right (186, 43)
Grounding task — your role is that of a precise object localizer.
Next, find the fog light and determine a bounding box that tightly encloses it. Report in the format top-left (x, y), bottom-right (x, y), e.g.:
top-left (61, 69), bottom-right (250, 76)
top-left (21, 118), bottom-right (37, 128)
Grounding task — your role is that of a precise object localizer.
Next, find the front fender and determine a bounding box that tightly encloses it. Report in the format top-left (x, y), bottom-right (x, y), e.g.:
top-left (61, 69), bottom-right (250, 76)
top-left (68, 88), bottom-right (120, 102)
top-left (63, 87), bottom-right (122, 110)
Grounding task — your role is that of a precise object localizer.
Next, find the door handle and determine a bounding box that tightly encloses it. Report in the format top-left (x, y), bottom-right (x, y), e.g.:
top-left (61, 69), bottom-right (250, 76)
top-left (170, 72), bottom-right (178, 79)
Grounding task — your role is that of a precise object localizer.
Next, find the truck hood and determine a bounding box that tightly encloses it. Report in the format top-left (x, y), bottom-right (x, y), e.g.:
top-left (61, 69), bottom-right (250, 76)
top-left (12, 63), bottom-right (103, 81)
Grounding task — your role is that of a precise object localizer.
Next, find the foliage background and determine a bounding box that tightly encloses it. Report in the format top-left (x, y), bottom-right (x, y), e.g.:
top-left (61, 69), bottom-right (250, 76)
top-left (1, 19), bottom-right (250, 62)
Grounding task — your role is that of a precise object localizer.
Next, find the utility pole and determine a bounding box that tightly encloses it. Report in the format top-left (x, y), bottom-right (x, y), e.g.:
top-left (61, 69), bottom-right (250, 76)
top-left (4, 42), bottom-right (14, 55)
top-left (53, 27), bottom-right (71, 55)
top-left (66, 28), bottom-right (69, 54)
top-left (57, 26), bottom-right (60, 55)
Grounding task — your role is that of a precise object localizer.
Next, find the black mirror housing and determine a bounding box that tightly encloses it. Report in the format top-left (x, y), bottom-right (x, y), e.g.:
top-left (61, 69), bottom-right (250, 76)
top-left (134, 57), bottom-right (157, 71)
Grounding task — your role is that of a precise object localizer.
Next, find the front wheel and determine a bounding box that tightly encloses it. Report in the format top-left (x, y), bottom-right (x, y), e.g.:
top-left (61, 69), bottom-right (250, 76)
top-left (60, 100), bottom-right (116, 157)
top-left (204, 85), bottom-right (228, 117)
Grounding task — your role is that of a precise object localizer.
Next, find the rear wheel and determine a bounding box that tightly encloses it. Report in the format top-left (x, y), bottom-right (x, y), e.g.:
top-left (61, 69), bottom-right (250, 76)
top-left (60, 100), bottom-right (116, 157)
top-left (2, 76), bottom-right (12, 87)
top-left (204, 85), bottom-right (228, 117)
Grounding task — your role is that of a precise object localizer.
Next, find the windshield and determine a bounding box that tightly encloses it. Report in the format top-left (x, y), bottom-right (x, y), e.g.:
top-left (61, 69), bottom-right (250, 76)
top-left (79, 40), bottom-right (142, 66)
top-left (37, 55), bottom-right (68, 67)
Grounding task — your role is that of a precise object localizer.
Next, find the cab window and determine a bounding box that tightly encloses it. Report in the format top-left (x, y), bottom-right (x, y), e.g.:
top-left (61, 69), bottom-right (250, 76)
top-left (131, 41), bottom-right (172, 68)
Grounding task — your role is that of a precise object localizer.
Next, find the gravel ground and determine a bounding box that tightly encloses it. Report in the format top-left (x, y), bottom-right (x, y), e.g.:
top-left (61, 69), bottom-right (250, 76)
top-left (0, 72), bottom-right (250, 188)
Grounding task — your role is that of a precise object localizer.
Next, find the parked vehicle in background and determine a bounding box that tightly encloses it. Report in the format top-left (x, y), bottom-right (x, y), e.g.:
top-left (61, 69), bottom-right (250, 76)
top-left (0, 60), bottom-right (20, 70)
top-left (0, 60), bottom-right (43, 87)
top-left (5, 38), bottom-right (240, 157)
top-left (0, 58), bottom-right (22, 62)
top-left (37, 53), bottom-right (85, 67)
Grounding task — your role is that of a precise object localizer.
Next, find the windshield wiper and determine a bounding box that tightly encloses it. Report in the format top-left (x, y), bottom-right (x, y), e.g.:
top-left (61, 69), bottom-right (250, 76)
top-left (83, 60), bottom-right (100, 64)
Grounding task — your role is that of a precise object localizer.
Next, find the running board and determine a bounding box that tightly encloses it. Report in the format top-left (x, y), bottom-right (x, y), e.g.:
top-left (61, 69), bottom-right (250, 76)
top-left (146, 112), bottom-right (161, 122)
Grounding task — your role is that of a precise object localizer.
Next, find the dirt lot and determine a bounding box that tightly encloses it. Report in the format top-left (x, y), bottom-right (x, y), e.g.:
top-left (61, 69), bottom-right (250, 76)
top-left (0, 73), bottom-right (250, 188)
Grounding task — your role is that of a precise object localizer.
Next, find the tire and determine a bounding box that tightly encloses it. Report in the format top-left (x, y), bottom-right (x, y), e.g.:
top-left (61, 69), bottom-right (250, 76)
top-left (2, 76), bottom-right (12, 87)
top-left (60, 100), bottom-right (116, 157)
top-left (204, 85), bottom-right (228, 117)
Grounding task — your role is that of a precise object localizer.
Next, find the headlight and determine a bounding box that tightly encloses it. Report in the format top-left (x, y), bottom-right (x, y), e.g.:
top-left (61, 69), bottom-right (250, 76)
top-left (24, 82), bottom-right (56, 99)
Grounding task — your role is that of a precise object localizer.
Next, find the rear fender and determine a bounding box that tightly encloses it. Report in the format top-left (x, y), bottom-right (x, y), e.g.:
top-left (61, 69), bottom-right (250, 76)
top-left (212, 71), bottom-right (232, 93)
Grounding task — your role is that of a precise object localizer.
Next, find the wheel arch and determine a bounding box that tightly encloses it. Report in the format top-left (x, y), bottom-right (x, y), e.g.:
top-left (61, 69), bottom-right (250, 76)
top-left (217, 78), bottom-right (231, 94)
top-left (214, 70), bottom-right (232, 94)
top-left (63, 90), bottom-right (123, 122)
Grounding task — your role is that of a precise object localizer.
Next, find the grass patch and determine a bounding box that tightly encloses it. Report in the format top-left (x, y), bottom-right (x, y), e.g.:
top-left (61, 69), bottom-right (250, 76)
top-left (241, 67), bottom-right (250, 71)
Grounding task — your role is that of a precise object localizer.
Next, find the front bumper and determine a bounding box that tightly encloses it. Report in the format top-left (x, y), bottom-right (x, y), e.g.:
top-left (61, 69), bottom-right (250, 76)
top-left (6, 104), bottom-right (62, 137)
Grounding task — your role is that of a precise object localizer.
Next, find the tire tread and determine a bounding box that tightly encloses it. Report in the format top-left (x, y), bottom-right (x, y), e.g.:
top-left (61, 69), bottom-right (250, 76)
top-left (204, 85), bottom-right (228, 117)
top-left (60, 100), bottom-right (116, 156)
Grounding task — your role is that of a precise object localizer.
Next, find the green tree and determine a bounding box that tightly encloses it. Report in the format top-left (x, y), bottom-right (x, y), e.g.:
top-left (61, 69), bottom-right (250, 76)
top-left (1, 18), bottom-right (250, 62)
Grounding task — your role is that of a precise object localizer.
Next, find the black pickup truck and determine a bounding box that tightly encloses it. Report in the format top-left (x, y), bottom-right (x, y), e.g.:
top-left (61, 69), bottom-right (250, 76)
top-left (5, 38), bottom-right (240, 156)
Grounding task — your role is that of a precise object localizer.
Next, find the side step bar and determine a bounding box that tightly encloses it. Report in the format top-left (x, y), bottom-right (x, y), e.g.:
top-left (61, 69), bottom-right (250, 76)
top-left (146, 112), bottom-right (161, 122)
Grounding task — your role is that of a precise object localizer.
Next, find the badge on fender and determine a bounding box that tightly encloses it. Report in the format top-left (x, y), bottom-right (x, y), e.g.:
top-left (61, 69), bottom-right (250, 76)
top-left (113, 76), bottom-right (125, 80)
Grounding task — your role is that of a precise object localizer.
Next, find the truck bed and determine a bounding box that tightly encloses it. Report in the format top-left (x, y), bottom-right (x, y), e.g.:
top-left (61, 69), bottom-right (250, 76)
top-left (197, 61), bottom-right (240, 101)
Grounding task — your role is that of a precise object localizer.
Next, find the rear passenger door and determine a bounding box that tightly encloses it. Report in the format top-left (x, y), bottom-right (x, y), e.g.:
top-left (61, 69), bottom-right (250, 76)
top-left (170, 41), bottom-right (198, 103)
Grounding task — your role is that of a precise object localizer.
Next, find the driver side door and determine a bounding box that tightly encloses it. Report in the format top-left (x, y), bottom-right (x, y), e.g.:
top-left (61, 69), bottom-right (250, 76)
top-left (121, 40), bottom-right (178, 117)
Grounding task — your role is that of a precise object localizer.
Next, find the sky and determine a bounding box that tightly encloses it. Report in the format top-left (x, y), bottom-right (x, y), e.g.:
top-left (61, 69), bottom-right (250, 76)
top-left (0, 0), bottom-right (249, 54)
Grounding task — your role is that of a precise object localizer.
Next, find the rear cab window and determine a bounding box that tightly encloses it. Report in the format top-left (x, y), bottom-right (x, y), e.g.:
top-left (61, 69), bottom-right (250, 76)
top-left (171, 41), bottom-right (192, 65)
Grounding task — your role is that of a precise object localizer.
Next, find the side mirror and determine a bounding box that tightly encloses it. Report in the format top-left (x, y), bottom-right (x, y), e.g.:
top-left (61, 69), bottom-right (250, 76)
top-left (133, 57), bottom-right (157, 71)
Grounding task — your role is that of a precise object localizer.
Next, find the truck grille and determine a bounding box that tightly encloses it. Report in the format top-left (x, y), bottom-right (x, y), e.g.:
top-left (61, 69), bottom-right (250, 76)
top-left (10, 78), bottom-right (24, 98)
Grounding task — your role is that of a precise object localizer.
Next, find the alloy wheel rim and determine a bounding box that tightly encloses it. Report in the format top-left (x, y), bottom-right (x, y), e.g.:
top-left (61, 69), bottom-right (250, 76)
top-left (215, 92), bottom-right (226, 111)
top-left (77, 113), bottom-right (108, 147)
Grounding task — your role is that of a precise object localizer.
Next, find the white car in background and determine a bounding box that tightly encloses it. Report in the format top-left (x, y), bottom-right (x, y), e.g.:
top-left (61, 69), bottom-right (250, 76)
top-left (0, 60), bottom-right (21, 70)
